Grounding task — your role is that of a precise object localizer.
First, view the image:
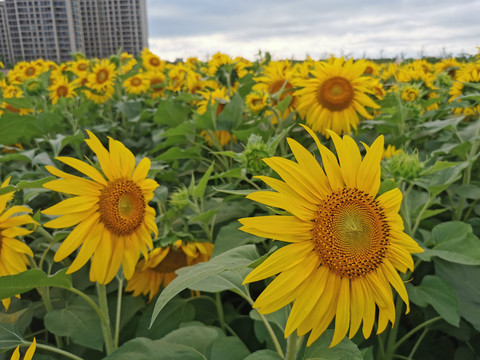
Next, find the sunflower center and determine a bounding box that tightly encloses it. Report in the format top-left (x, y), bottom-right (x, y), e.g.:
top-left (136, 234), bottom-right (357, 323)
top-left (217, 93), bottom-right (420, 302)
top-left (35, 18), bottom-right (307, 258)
top-left (364, 66), bottom-right (374, 75)
top-left (56, 85), bottom-right (68, 97)
top-left (131, 77), bottom-right (142, 86)
top-left (154, 248), bottom-right (188, 273)
top-left (97, 69), bottom-right (109, 83)
top-left (99, 178), bottom-right (145, 236)
top-left (312, 187), bottom-right (389, 279)
top-left (77, 63), bottom-right (88, 71)
top-left (149, 57), bottom-right (160, 67)
top-left (317, 76), bottom-right (354, 111)
top-left (25, 67), bottom-right (36, 76)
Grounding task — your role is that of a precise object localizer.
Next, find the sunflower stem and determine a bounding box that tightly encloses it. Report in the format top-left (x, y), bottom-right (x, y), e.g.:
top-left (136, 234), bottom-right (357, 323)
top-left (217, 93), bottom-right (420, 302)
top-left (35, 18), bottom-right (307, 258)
top-left (96, 283), bottom-right (115, 355)
top-left (393, 316), bottom-right (442, 351)
top-left (285, 332), bottom-right (298, 360)
top-left (256, 310), bottom-right (285, 358)
top-left (407, 326), bottom-right (429, 359)
top-left (114, 275), bottom-right (124, 349)
top-left (410, 194), bottom-right (434, 237)
top-left (383, 293), bottom-right (405, 360)
top-left (215, 292), bottom-right (226, 333)
top-left (30, 342), bottom-right (85, 360)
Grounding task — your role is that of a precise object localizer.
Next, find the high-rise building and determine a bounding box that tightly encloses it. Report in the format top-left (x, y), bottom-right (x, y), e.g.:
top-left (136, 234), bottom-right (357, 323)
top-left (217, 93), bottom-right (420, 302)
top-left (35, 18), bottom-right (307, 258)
top-left (0, 0), bottom-right (148, 65)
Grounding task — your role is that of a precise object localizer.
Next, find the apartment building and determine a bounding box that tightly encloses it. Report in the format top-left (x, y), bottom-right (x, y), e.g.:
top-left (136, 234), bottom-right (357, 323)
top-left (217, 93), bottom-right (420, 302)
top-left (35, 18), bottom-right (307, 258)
top-left (0, 0), bottom-right (148, 64)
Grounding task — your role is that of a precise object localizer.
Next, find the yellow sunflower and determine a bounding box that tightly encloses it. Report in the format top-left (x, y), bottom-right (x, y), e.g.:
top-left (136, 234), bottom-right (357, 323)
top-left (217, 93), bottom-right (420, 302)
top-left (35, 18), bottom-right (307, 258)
top-left (9, 338), bottom-right (36, 360)
top-left (48, 75), bottom-right (78, 104)
top-left (42, 131), bottom-right (159, 285)
top-left (87, 59), bottom-right (117, 91)
top-left (196, 87), bottom-right (230, 116)
top-left (83, 86), bottom-right (115, 104)
top-left (141, 48), bottom-right (165, 72)
top-left (239, 125), bottom-right (423, 347)
top-left (146, 71), bottom-right (166, 98)
top-left (0, 178), bottom-right (36, 310)
top-left (253, 60), bottom-right (299, 119)
top-left (200, 130), bottom-right (236, 148)
top-left (401, 85), bottom-right (419, 102)
top-left (125, 240), bottom-right (214, 302)
top-left (70, 59), bottom-right (90, 78)
top-left (295, 58), bottom-right (380, 137)
top-left (246, 90), bottom-right (268, 113)
top-left (123, 73), bottom-right (149, 95)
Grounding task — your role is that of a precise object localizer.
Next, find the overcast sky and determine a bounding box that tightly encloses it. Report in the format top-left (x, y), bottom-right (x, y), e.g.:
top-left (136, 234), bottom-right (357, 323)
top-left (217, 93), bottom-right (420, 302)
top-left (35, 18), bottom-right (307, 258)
top-left (146, 0), bottom-right (479, 61)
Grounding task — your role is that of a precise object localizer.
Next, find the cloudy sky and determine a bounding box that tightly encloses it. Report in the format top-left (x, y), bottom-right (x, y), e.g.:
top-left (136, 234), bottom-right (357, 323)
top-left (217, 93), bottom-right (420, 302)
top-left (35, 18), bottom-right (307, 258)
top-left (146, 0), bottom-right (479, 61)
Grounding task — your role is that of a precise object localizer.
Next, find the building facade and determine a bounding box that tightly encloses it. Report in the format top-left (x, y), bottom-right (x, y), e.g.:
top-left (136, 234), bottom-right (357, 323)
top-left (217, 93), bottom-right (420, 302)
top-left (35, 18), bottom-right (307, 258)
top-left (0, 0), bottom-right (147, 64)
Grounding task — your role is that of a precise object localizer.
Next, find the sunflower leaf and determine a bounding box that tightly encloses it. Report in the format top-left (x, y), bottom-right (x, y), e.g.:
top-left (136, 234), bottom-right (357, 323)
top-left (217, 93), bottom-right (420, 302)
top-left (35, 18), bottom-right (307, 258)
top-left (406, 275), bottom-right (460, 326)
top-left (302, 329), bottom-right (362, 359)
top-left (150, 245), bottom-right (259, 327)
top-left (0, 268), bottom-right (72, 300)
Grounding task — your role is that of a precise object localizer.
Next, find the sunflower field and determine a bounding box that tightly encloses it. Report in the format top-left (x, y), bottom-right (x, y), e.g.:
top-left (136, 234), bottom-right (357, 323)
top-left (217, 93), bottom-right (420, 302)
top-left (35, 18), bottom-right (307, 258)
top-left (0, 49), bottom-right (480, 360)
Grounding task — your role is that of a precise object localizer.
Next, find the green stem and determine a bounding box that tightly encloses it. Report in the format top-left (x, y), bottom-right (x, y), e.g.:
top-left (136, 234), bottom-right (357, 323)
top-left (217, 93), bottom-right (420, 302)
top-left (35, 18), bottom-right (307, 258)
top-left (96, 283), bottom-right (115, 355)
top-left (257, 310), bottom-right (285, 358)
top-left (394, 316), bottom-right (442, 350)
top-left (66, 287), bottom-right (108, 325)
top-left (215, 292), bottom-right (226, 332)
top-left (114, 276), bottom-right (124, 349)
top-left (285, 332), bottom-right (298, 360)
top-left (407, 327), bottom-right (429, 359)
top-left (383, 294), bottom-right (405, 360)
top-left (411, 195), bottom-right (434, 236)
top-left (31, 342), bottom-right (85, 360)
top-left (243, 293), bottom-right (284, 358)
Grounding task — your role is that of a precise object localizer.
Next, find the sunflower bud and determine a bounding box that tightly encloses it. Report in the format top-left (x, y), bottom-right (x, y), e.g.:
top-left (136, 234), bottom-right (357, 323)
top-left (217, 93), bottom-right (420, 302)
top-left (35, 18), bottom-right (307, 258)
top-left (242, 134), bottom-right (271, 173)
top-left (385, 152), bottom-right (423, 181)
top-left (169, 187), bottom-right (191, 211)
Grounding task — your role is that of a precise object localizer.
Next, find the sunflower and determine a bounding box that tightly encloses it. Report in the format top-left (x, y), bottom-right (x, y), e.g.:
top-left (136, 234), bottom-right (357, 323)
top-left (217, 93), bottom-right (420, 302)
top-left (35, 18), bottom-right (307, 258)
top-left (87, 59), bottom-right (117, 91)
top-left (10, 338), bottom-right (36, 360)
top-left (295, 58), bottom-right (380, 137)
top-left (200, 130), bottom-right (236, 148)
top-left (141, 48), bottom-right (165, 72)
top-left (146, 71), bottom-right (166, 98)
top-left (196, 87), bottom-right (230, 116)
top-left (0, 178), bottom-right (36, 310)
top-left (253, 60), bottom-right (299, 119)
top-left (70, 59), bottom-right (90, 78)
top-left (246, 90), bottom-right (268, 113)
top-left (239, 125), bottom-right (423, 347)
top-left (48, 76), bottom-right (78, 104)
top-left (125, 240), bottom-right (214, 302)
top-left (123, 73), bottom-right (149, 95)
top-left (42, 131), bottom-right (159, 285)
top-left (401, 85), bottom-right (419, 102)
top-left (83, 86), bottom-right (115, 104)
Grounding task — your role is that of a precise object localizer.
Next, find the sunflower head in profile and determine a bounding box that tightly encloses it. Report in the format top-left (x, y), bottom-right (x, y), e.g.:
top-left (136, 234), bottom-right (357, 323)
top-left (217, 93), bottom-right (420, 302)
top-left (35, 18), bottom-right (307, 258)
top-left (42, 131), bottom-right (159, 285)
top-left (239, 125), bottom-right (423, 347)
top-left (0, 178), bottom-right (36, 310)
top-left (253, 60), bottom-right (299, 119)
top-left (295, 58), bottom-right (380, 137)
top-left (125, 240), bottom-right (214, 302)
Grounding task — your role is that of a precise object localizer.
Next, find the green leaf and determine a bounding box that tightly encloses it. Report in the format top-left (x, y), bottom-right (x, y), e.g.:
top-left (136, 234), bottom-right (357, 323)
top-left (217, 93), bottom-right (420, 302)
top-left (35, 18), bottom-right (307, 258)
top-left (103, 337), bottom-right (207, 360)
top-left (455, 184), bottom-right (480, 200)
top-left (415, 161), bottom-right (469, 196)
top-left (115, 100), bottom-right (142, 122)
top-left (0, 309), bottom-right (32, 350)
top-left (154, 100), bottom-right (191, 127)
top-left (161, 324), bottom-right (250, 360)
top-left (422, 221), bottom-right (480, 265)
top-left (154, 146), bottom-right (203, 161)
top-left (193, 161), bottom-right (215, 198)
top-left (435, 259), bottom-right (480, 332)
top-left (213, 221), bottom-right (265, 256)
top-left (217, 93), bottom-right (244, 131)
top-left (137, 299), bottom-right (195, 339)
top-left (16, 176), bottom-right (55, 189)
top-left (244, 350), bottom-right (284, 360)
top-left (302, 329), bottom-right (362, 359)
top-left (406, 275), bottom-right (460, 326)
top-left (0, 113), bottom-right (43, 144)
top-left (150, 245), bottom-right (259, 327)
top-left (0, 269), bottom-right (72, 299)
top-left (44, 305), bottom-right (104, 350)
